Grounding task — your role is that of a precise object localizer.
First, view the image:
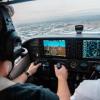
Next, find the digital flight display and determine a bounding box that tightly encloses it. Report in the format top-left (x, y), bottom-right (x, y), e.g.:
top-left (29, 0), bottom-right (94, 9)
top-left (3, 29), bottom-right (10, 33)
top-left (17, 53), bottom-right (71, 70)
top-left (43, 40), bottom-right (66, 57)
top-left (83, 40), bottom-right (100, 59)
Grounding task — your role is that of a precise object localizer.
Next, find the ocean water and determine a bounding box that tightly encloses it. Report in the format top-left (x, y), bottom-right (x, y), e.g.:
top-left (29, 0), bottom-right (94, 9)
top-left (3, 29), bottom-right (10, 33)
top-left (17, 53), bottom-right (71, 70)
top-left (15, 21), bottom-right (100, 42)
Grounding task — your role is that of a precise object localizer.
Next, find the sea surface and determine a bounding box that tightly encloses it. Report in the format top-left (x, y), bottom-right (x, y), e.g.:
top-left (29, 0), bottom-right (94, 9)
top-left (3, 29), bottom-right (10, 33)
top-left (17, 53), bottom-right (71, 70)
top-left (15, 21), bottom-right (100, 42)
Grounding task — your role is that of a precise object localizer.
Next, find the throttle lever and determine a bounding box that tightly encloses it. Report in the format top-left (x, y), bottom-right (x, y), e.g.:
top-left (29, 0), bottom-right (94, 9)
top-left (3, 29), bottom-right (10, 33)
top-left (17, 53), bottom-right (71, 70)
top-left (56, 62), bottom-right (67, 69)
top-left (34, 60), bottom-right (40, 65)
top-left (56, 63), bottom-right (62, 69)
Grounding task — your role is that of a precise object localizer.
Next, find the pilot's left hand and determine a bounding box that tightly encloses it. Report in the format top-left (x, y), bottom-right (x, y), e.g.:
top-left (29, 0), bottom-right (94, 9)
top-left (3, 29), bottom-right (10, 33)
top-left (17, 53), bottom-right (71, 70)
top-left (55, 65), bottom-right (68, 80)
top-left (27, 63), bottom-right (41, 76)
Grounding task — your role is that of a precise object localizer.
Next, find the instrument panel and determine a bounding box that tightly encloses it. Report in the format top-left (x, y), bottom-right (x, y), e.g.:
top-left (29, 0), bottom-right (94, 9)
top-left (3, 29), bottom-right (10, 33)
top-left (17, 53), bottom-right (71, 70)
top-left (24, 38), bottom-right (100, 61)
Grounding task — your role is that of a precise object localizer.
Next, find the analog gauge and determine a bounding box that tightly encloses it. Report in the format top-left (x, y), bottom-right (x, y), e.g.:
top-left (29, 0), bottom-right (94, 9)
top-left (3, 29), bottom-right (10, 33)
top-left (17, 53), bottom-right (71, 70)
top-left (0, 18), bottom-right (2, 32)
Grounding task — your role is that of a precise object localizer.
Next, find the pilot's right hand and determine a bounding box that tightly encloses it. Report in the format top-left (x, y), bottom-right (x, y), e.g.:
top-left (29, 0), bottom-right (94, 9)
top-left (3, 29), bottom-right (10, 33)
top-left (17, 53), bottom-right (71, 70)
top-left (27, 62), bottom-right (41, 76)
top-left (54, 65), bottom-right (68, 80)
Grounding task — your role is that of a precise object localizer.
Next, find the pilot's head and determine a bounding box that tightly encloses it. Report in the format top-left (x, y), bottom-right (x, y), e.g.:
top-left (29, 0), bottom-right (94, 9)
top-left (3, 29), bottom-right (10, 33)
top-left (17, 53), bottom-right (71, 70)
top-left (0, 5), bottom-right (17, 77)
top-left (0, 57), bottom-right (12, 77)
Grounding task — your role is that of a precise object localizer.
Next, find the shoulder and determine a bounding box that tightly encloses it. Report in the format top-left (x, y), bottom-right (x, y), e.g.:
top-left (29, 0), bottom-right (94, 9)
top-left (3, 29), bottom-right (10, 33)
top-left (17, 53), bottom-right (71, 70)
top-left (71, 79), bottom-right (100, 100)
top-left (77, 79), bottom-right (100, 93)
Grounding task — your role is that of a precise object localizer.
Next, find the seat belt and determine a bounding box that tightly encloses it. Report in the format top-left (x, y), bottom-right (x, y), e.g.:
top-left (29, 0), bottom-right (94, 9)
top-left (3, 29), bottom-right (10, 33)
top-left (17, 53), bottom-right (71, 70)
top-left (0, 76), bottom-right (15, 91)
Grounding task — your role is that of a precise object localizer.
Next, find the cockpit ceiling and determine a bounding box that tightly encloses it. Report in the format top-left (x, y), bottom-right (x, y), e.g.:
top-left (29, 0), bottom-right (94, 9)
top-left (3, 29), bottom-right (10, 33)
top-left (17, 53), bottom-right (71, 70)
top-left (0, 0), bottom-right (35, 4)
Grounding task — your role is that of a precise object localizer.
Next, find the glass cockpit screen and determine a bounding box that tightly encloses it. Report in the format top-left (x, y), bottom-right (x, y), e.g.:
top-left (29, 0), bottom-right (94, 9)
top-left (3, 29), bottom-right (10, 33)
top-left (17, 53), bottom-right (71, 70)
top-left (83, 40), bottom-right (100, 59)
top-left (43, 40), bottom-right (66, 57)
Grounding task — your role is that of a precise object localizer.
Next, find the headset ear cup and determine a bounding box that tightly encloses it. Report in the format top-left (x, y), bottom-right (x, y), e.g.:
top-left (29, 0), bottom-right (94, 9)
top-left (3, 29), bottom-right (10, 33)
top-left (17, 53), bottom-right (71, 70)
top-left (6, 34), bottom-right (22, 61)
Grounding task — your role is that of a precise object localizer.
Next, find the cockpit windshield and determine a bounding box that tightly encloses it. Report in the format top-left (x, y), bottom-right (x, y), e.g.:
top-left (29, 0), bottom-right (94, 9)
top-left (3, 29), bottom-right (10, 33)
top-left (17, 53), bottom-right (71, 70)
top-left (11, 0), bottom-right (100, 41)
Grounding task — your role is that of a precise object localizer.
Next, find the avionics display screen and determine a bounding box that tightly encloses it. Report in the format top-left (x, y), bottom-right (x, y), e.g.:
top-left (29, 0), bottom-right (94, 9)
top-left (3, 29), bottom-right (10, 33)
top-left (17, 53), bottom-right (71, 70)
top-left (83, 40), bottom-right (100, 59)
top-left (43, 40), bottom-right (66, 57)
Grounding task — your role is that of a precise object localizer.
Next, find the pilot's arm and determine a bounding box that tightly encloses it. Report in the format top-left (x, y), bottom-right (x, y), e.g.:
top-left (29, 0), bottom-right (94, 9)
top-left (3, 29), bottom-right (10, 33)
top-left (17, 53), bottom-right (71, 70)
top-left (13, 63), bottom-right (41, 83)
top-left (55, 65), bottom-right (71, 100)
top-left (71, 79), bottom-right (100, 100)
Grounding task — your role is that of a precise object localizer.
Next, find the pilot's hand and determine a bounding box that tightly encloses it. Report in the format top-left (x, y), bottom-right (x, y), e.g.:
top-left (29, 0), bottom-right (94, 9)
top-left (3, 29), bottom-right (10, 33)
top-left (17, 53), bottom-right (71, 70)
top-left (54, 65), bottom-right (68, 80)
top-left (27, 62), bottom-right (41, 76)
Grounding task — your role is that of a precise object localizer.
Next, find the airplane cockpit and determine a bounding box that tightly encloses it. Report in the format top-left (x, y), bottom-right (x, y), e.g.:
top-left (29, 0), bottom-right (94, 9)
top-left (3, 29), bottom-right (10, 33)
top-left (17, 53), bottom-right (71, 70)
top-left (0, 0), bottom-right (100, 96)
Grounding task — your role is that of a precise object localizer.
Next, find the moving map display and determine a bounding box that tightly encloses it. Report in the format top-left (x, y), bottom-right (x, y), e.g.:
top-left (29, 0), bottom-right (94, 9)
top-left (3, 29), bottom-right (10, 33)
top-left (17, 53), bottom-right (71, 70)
top-left (83, 40), bottom-right (100, 59)
top-left (43, 40), bottom-right (66, 57)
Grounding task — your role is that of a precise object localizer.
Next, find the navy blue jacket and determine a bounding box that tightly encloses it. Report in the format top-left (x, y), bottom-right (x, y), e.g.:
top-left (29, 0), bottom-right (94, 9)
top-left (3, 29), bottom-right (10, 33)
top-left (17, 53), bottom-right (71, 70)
top-left (0, 83), bottom-right (59, 100)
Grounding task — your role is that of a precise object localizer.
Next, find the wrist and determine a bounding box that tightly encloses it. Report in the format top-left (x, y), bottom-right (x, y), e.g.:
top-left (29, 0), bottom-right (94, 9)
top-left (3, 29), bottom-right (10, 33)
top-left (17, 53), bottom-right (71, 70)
top-left (27, 70), bottom-right (33, 76)
top-left (24, 71), bottom-right (31, 78)
top-left (57, 77), bottom-right (67, 81)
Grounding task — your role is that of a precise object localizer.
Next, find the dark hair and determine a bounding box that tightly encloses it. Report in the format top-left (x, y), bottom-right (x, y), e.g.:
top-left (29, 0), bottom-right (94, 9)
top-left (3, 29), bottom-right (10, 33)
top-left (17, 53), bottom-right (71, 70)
top-left (0, 5), bottom-right (14, 17)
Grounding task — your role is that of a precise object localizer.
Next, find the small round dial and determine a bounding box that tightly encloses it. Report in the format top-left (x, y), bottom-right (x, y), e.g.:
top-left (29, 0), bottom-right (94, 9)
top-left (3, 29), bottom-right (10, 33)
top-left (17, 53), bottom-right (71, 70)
top-left (70, 61), bottom-right (78, 69)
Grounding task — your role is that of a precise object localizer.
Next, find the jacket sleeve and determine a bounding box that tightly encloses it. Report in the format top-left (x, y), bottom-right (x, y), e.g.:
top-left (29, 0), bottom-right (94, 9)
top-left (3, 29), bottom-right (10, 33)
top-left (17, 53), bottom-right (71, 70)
top-left (39, 87), bottom-right (59, 100)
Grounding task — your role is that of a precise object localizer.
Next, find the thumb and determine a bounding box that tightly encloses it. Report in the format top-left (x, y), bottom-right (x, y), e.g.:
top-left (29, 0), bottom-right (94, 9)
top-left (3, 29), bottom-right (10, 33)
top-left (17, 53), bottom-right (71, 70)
top-left (36, 63), bottom-right (41, 68)
top-left (54, 65), bottom-right (58, 70)
top-left (30, 63), bottom-right (34, 67)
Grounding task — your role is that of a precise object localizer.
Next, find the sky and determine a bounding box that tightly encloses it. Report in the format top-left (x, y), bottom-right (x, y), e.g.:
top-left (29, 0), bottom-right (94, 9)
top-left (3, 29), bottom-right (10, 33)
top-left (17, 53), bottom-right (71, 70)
top-left (12, 0), bottom-right (100, 24)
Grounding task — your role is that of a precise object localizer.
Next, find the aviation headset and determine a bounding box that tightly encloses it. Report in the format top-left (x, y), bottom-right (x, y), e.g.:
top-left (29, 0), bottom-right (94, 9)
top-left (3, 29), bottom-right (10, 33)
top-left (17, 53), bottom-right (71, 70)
top-left (0, 5), bottom-right (22, 71)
